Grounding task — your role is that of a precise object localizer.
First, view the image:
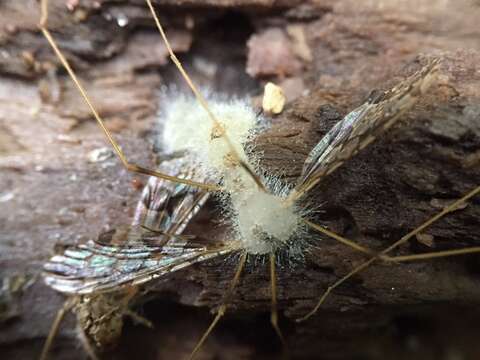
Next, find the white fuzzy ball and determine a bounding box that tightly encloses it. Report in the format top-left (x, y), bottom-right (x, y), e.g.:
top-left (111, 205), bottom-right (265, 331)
top-left (161, 93), bottom-right (258, 177)
top-left (233, 189), bottom-right (300, 254)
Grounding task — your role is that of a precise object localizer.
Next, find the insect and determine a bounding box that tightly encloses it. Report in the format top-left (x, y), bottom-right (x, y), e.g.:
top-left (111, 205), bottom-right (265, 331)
top-left (39, 0), bottom-right (480, 358)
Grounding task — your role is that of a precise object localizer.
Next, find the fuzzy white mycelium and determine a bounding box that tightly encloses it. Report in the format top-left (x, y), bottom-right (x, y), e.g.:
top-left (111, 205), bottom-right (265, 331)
top-left (161, 92), bottom-right (305, 255)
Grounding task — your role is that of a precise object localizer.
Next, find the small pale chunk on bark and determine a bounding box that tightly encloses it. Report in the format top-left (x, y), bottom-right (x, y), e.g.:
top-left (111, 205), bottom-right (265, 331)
top-left (262, 82), bottom-right (286, 115)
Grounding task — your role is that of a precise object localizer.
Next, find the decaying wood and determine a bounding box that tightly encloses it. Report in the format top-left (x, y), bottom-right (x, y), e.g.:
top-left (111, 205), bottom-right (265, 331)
top-left (1, 1), bottom-right (480, 359)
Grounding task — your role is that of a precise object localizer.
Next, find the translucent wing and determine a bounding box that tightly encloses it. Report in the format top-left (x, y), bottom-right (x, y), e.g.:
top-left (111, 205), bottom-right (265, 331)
top-left (295, 59), bottom-right (440, 196)
top-left (43, 156), bottom-right (237, 294)
top-left (131, 156), bottom-right (212, 235)
top-left (43, 228), bottom-right (238, 294)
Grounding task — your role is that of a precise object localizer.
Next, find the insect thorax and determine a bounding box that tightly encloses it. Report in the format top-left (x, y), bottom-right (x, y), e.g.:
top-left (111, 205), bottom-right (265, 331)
top-left (224, 167), bottom-right (301, 254)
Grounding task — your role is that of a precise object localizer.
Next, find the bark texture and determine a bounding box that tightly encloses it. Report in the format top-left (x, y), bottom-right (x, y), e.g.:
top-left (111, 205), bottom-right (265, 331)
top-left (1, 1), bottom-right (480, 359)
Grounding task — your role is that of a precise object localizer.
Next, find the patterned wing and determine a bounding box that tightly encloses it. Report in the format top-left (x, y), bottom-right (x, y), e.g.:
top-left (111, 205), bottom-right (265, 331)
top-left (43, 156), bottom-right (238, 294)
top-left (43, 228), bottom-right (238, 294)
top-left (131, 156), bottom-right (211, 235)
top-left (295, 59), bottom-right (440, 196)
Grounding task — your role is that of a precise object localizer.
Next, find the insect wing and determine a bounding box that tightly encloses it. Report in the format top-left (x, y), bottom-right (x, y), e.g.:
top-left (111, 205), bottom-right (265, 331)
top-left (43, 156), bottom-right (234, 294)
top-left (44, 231), bottom-right (237, 294)
top-left (296, 59), bottom-right (440, 195)
top-left (132, 156), bottom-right (211, 235)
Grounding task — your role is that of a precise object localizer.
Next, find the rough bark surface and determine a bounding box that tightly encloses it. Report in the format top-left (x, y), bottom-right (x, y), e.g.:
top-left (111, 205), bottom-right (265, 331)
top-left (1, 1), bottom-right (480, 360)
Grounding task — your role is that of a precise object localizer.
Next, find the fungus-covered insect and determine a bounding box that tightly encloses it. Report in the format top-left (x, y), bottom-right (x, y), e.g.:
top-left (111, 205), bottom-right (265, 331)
top-left (38, 0), bottom-right (480, 358)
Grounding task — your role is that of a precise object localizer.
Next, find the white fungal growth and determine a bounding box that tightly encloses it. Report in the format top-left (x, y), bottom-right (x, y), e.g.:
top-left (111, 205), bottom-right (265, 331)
top-left (232, 183), bottom-right (300, 254)
top-left (160, 92), bottom-right (303, 255)
top-left (162, 94), bottom-right (257, 177)
top-left (222, 166), bottom-right (302, 254)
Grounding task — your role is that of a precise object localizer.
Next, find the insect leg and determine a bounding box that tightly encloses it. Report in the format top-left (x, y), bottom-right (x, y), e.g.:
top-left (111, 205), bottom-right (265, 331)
top-left (382, 247), bottom-right (480, 262)
top-left (76, 324), bottom-right (99, 360)
top-left (303, 219), bottom-right (375, 256)
top-left (39, 297), bottom-right (75, 360)
top-left (144, 0), bottom-right (267, 192)
top-left (297, 184), bottom-right (480, 322)
top-left (124, 309), bottom-right (154, 329)
top-left (121, 286), bottom-right (153, 328)
top-left (189, 252), bottom-right (247, 360)
top-left (298, 243), bottom-right (480, 326)
top-left (38, 0), bottom-right (219, 192)
top-left (269, 253), bottom-right (287, 349)
top-left (296, 259), bottom-right (375, 323)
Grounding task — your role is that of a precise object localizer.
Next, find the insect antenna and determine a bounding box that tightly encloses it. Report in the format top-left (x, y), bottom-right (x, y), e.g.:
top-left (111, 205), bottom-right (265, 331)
top-left (145, 0), bottom-right (267, 193)
top-left (297, 183), bottom-right (480, 322)
top-left (38, 0), bottom-right (219, 192)
top-left (189, 252), bottom-right (247, 360)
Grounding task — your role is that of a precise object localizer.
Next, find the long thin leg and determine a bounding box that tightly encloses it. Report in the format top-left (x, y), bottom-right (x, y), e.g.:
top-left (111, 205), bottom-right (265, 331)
top-left (39, 297), bottom-right (75, 360)
top-left (76, 324), bottom-right (99, 360)
top-left (144, 0), bottom-right (267, 192)
top-left (119, 285), bottom-right (154, 328)
top-left (297, 184), bottom-right (480, 322)
top-left (303, 219), bottom-right (375, 256)
top-left (296, 246), bottom-right (480, 324)
top-left (189, 252), bottom-right (247, 360)
top-left (38, 0), bottom-right (219, 192)
top-left (124, 309), bottom-right (154, 329)
top-left (304, 220), bottom-right (480, 263)
top-left (270, 253), bottom-right (287, 348)
top-left (384, 247), bottom-right (480, 262)
top-left (296, 259), bottom-right (375, 323)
